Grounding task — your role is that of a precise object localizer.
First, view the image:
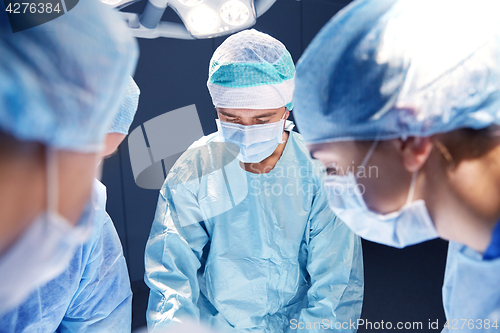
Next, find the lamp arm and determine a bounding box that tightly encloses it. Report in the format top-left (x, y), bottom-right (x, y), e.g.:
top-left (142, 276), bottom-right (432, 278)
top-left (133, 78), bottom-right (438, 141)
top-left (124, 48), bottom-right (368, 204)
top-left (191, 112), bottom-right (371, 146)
top-left (254, 0), bottom-right (276, 17)
top-left (121, 12), bottom-right (195, 39)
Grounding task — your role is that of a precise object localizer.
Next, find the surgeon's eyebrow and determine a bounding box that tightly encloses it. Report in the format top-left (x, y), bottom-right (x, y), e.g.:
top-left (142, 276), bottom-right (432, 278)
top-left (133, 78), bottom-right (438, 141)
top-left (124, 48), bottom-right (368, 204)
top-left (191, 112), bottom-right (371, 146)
top-left (308, 147), bottom-right (332, 162)
top-left (217, 109), bottom-right (239, 118)
top-left (217, 109), bottom-right (278, 118)
top-left (308, 145), bottom-right (321, 157)
top-left (253, 112), bottom-right (277, 118)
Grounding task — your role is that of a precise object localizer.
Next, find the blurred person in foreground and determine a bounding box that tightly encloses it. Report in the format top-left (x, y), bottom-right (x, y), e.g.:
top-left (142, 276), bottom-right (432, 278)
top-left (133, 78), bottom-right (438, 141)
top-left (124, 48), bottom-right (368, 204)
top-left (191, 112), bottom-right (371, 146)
top-left (0, 78), bottom-right (140, 332)
top-left (293, 0), bottom-right (500, 330)
top-left (0, 0), bottom-right (138, 315)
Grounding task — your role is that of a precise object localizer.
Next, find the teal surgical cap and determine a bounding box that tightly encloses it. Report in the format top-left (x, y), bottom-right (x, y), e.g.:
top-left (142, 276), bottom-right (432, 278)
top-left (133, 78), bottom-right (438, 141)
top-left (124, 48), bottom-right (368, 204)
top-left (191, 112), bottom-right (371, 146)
top-left (207, 29), bottom-right (295, 110)
top-left (293, 0), bottom-right (500, 144)
top-left (0, 0), bottom-right (138, 152)
top-left (108, 77), bottom-right (140, 135)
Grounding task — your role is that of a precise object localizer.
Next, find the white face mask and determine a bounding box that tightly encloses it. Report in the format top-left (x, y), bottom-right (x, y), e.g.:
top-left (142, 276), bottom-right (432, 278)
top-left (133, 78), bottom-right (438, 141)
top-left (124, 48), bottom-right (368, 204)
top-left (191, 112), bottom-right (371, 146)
top-left (0, 148), bottom-right (93, 314)
top-left (323, 140), bottom-right (438, 249)
top-left (216, 111), bottom-right (286, 163)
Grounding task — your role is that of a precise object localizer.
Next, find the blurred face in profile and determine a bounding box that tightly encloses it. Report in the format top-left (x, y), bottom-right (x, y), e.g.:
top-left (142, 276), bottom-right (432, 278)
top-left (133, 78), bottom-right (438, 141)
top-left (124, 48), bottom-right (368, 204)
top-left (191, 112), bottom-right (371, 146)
top-left (308, 129), bottom-right (500, 252)
top-left (308, 140), bottom-right (413, 215)
top-left (0, 133), bottom-right (100, 256)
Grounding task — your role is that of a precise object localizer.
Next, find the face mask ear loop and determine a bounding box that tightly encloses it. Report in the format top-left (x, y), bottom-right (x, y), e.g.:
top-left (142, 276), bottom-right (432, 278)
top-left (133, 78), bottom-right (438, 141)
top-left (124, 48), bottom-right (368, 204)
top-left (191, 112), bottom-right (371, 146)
top-left (356, 140), bottom-right (379, 179)
top-left (277, 108), bottom-right (287, 144)
top-left (46, 147), bottom-right (59, 214)
top-left (406, 170), bottom-right (418, 206)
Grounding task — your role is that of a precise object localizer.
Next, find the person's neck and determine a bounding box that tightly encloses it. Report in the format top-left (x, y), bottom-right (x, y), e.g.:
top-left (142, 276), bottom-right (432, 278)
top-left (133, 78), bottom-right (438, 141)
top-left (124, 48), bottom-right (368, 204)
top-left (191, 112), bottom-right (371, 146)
top-left (424, 148), bottom-right (500, 253)
top-left (242, 131), bottom-right (289, 174)
top-left (0, 151), bottom-right (45, 256)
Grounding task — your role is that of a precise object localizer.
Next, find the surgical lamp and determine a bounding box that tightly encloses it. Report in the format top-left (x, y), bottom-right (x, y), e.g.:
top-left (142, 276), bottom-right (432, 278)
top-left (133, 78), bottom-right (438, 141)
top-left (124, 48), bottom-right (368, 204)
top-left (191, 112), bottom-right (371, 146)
top-left (101, 0), bottom-right (276, 39)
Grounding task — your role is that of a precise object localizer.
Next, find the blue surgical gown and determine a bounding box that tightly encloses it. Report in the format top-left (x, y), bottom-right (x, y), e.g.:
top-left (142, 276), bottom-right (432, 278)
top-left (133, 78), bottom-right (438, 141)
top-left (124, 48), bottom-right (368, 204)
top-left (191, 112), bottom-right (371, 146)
top-left (0, 180), bottom-right (132, 333)
top-left (145, 122), bottom-right (364, 332)
top-left (484, 221), bottom-right (500, 260)
top-left (442, 241), bottom-right (500, 332)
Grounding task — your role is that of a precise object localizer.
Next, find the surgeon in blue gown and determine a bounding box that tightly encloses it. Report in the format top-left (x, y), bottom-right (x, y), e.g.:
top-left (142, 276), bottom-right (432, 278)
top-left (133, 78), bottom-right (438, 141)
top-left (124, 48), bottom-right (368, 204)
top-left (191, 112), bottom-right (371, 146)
top-left (292, 0), bottom-right (500, 331)
top-left (0, 78), bottom-right (141, 333)
top-left (145, 30), bottom-right (364, 333)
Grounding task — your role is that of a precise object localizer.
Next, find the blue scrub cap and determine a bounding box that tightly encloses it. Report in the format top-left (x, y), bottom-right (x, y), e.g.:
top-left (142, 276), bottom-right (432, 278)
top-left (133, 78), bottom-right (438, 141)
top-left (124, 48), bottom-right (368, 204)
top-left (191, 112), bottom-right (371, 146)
top-left (207, 29), bottom-right (295, 110)
top-left (293, 0), bottom-right (500, 143)
top-left (108, 77), bottom-right (140, 135)
top-left (0, 0), bottom-right (138, 152)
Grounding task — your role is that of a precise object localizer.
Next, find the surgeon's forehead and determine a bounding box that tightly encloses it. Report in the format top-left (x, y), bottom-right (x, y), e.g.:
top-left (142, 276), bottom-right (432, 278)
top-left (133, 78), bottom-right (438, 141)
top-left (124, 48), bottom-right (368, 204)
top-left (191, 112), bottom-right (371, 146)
top-left (217, 107), bottom-right (283, 118)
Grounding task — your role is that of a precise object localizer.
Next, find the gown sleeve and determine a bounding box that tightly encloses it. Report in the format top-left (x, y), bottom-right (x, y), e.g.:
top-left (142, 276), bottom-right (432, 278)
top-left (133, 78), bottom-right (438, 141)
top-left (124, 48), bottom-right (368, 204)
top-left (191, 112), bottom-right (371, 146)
top-left (145, 177), bottom-right (210, 332)
top-left (58, 182), bottom-right (133, 333)
top-left (297, 181), bottom-right (364, 332)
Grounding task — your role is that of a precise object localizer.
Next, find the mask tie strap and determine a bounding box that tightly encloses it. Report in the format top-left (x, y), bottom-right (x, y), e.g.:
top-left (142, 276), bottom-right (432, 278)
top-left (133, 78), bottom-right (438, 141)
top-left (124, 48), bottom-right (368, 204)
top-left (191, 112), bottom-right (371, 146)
top-left (277, 108), bottom-right (287, 144)
top-left (46, 147), bottom-right (58, 214)
top-left (406, 170), bottom-right (418, 206)
top-left (356, 140), bottom-right (379, 179)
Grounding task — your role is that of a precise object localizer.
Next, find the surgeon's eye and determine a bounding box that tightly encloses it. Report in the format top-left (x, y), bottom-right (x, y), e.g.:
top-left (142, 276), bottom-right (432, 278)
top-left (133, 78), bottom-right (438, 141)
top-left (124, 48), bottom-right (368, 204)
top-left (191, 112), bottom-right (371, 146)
top-left (325, 163), bottom-right (338, 175)
top-left (255, 118), bottom-right (271, 124)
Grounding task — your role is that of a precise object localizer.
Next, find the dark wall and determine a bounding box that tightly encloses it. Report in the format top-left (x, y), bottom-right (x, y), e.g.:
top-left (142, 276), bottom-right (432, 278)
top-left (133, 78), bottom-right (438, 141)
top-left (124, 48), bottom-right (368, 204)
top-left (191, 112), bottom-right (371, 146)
top-left (101, 0), bottom-right (448, 330)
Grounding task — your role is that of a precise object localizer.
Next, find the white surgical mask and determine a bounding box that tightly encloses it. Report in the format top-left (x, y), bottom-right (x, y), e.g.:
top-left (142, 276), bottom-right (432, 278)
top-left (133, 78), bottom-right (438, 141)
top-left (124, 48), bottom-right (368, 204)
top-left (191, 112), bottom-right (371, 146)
top-left (0, 148), bottom-right (93, 314)
top-left (323, 140), bottom-right (438, 248)
top-left (216, 111), bottom-right (286, 163)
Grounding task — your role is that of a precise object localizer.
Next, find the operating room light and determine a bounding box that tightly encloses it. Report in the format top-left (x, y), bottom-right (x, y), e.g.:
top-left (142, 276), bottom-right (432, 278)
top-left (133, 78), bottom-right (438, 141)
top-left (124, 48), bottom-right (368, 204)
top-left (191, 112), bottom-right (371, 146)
top-left (115, 0), bottom-right (276, 39)
top-left (100, 0), bottom-right (122, 4)
top-left (220, 0), bottom-right (250, 26)
top-left (188, 5), bottom-right (219, 33)
top-left (177, 0), bottom-right (203, 7)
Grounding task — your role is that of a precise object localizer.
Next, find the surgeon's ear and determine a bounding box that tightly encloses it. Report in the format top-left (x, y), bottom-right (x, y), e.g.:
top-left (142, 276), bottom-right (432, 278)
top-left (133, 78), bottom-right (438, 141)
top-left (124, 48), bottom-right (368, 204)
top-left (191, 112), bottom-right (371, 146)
top-left (102, 133), bottom-right (127, 159)
top-left (398, 137), bottom-right (433, 172)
